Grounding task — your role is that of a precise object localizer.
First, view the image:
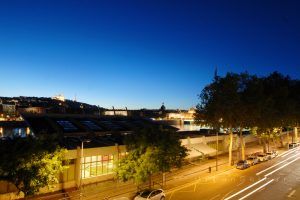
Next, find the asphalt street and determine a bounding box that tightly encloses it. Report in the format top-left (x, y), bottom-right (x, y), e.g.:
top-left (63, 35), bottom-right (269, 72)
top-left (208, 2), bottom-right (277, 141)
top-left (166, 146), bottom-right (300, 200)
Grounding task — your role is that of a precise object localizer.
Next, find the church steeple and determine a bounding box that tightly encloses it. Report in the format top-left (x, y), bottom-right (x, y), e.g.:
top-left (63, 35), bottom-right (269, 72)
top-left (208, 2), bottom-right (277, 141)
top-left (160, 102), bottom-right (166, 111)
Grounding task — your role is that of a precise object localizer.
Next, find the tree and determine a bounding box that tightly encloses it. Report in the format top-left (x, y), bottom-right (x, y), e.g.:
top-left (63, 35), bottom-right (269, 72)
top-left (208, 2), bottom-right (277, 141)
top-left (0, 136), bottom-right (67, 197)
top-left (249, 72), bottom-right (293, 151)
top-left (195, 72), bottom-right (247, 165)
top-left (196, 71), bottom-right (300, 156)
top-left (115, 126), bottom-right (187, 187)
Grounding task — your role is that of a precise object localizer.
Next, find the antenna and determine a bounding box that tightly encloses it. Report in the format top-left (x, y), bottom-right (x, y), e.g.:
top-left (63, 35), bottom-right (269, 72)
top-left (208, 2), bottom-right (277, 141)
top-left (214, 66), bottom-right (219, 81)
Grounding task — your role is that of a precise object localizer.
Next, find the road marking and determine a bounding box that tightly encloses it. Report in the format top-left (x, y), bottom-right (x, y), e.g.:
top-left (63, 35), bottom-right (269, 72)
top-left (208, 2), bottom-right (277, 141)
top-left (281, 150), bottom-right (298, 158)
top-left (256, 152), bottom-right (300, 175)
top-left (264, 157), bottom-right (300, 177)
top-left (281, 147), bottom-right (300, 157)
top-left (209, 194), bottom-right (221, 200)
top-left (279, 148), bottom-right (295, 157)
top-left (239, 179), bottom-right (274, 200)
top-left (166, 167), bottom-right (235, 195)
top-left (223, 177), bottom-right (266, 200)
top-left (288, 190), bottom-right (296, 198)
top-left (168, 191), bottom-right (175, 200)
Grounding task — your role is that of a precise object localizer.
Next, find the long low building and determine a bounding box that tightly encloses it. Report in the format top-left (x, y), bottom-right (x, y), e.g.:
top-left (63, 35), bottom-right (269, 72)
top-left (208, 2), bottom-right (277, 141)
top-left (0, 114), bottom-right (259, 199)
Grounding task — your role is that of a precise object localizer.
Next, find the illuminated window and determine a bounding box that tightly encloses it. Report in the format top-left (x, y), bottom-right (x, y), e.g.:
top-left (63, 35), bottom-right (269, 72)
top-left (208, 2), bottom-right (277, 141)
top-left (118, 152), bottom-right (128, 160)
top-left (81, 154), bottom-right (115, 179)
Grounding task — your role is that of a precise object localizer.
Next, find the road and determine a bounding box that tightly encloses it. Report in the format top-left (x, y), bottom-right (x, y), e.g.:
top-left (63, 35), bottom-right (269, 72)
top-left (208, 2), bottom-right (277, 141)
top-left (166, 146), bottom-right (300, 200)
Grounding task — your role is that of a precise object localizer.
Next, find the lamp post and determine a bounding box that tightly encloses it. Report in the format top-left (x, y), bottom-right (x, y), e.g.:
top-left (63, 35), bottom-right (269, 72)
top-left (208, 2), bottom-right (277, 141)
top-left (80, 139), bottom-right (91, 199)
top-left (216, 131), bottom-right (219, 171)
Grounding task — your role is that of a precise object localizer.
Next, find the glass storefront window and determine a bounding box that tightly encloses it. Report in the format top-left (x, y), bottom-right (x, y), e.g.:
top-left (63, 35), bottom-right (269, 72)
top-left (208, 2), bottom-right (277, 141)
top-left (81, 154), bottom-right (115, 179)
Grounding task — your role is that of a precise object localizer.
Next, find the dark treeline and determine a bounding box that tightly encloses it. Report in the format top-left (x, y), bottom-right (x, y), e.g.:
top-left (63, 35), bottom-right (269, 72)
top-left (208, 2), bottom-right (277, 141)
top-left (195, 71), bottom-right (300, 165)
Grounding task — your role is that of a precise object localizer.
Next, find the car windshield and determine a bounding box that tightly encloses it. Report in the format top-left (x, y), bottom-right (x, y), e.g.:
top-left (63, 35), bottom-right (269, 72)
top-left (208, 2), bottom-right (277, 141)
top-left (247, 158), bottom-right (254, 160)
top-left (237, 161), bottom-right (244, 164)
top-left (140, 190), bottom-right (152, 198)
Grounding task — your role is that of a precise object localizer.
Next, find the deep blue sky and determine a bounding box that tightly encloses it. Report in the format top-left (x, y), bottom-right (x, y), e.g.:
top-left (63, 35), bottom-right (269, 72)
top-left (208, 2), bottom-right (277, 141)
top-left (0, 0), bottom-right (300, 109)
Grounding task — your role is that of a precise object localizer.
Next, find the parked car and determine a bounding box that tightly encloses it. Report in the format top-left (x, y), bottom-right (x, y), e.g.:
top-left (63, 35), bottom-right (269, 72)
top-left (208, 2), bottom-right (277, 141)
top-left (288, 142), bottom-right (300, 149)
top-left (246, 156), bottom-right (259, 165)
top-left (257, 153), bottom-right (270, 162)
top-left (134, 189), bottom-right (165, 200)
top-left (236, 160), bottom-right (250, 170)
top-left (266, 151), bottom-right (277, 159)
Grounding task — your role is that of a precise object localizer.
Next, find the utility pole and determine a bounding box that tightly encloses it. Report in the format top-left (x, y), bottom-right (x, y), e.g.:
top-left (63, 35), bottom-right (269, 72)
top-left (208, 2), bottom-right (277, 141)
top-left (216, 131), bottom-right (219, 171)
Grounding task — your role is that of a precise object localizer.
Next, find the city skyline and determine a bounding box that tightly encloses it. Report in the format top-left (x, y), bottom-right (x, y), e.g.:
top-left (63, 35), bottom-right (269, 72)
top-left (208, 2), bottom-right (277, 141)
top-left (1, 0), bottom-right (300, 109)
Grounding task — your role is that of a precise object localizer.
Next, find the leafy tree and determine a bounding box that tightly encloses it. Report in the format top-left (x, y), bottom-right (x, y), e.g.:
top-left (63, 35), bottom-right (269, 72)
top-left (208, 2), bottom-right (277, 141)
top-left (115, 126), bottom-right (187, 187)
top-left (248, 72), bottom-right (294, 151)
top-left (0, 136), bottom-right (67, 197)
top-left (195, 72), bottom-right (248, 164)
top-left (196, 71), bottom-right (300, 156)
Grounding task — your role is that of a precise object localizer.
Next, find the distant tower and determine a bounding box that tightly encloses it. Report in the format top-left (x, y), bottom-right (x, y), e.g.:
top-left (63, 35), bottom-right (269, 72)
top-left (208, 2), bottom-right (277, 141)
top-left (214, 66), bottom-right (219, 81)
top-left (74, 94), bottom-right (77, 102)
top-left (159, 102), bottom-right (166, 118)
top-left (160, 102), bottom-right (166, 111)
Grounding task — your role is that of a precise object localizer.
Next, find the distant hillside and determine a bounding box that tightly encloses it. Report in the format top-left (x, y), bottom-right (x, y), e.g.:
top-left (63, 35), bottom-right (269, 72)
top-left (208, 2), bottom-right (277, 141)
top-left (0, 96), bottom-right (105, 115)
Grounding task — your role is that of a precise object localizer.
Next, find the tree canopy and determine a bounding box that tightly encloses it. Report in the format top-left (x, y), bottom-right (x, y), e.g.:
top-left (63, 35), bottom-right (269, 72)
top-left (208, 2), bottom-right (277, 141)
top-left (0, 136), bottom-right (67, 196)
top-left (115, 126), bottom-right (187, 185)
top-left (195, 71), bottom-right (300, 154)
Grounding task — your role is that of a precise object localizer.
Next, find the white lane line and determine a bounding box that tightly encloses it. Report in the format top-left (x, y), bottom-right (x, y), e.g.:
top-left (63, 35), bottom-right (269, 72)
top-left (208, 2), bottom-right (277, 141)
top-left (256, 153), bottom-right (300, 175)
top-left (223, 177), bottom-right (266, 200)
top-left (238, 179), bottom-right (274, 200)
top-left (209, 194), bottom-right (221, 200)
top-left (288, 190), bottom-right (296, 198)
top-left (279, 147), bottom-right (298, 157)
top-left (281, 148), bottom-right (299, 158)
top-left (264, 157), bottom-right (300, 177)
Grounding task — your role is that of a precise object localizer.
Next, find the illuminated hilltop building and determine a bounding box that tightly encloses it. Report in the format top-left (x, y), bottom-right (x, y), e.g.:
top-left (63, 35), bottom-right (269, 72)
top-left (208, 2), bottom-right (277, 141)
top-left (52, 94), bottom-right (65, 102)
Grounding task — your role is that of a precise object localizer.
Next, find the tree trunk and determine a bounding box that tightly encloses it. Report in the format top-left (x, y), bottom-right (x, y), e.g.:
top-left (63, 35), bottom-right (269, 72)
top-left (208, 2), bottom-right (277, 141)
top-left (279, 129), bottom-right (284, 148)
top-left (162, 172), bottom-right (166, 188)
top-left (239, 128), bottom-right (245, 160)
top-left (294, 127), bottom-right (298, 143)
top-left (287, 132), bottom-right (290, 143)
top-left (228, 127), bottom-right (233, 166)
top-left (262, 138), bottom-right (267, 153)
top-left (258, 137), bottom-right (262, 145)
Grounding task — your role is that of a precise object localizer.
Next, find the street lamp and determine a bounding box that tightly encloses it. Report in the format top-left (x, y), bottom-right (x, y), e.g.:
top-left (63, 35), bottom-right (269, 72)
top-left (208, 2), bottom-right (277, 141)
top-left (80, 139), bottom-right (91, 199)
top-left (216, 130), bottom-right (219, 171)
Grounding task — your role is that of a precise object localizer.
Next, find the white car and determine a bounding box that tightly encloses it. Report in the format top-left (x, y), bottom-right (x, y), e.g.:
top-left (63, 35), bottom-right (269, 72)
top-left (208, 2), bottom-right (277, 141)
top-left (266, 151), bottom-right (278, 159)
top-left (134, 189), bottom-right (165, 200)
top-left (246, 156), bottom-right (259, 165)
top-left (257, 153), bottom-right (269, 162)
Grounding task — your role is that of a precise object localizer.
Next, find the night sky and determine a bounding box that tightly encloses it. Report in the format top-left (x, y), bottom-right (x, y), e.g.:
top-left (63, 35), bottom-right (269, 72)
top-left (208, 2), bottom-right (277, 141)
top-left (0, 0), bottom-right (300, 109)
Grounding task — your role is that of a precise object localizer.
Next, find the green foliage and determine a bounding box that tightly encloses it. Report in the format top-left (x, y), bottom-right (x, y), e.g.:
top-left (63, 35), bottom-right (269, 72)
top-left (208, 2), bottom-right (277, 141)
top-left (115, 126), bottom-right (187, 184)
top-left (0, 136), bottom-right (67, 196)
top-left (195, 71), bottom-right (300, 152)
